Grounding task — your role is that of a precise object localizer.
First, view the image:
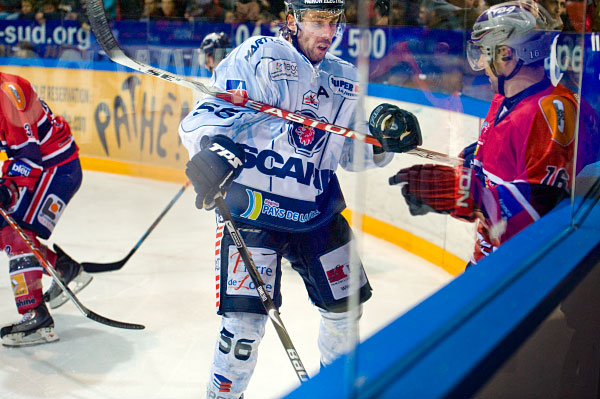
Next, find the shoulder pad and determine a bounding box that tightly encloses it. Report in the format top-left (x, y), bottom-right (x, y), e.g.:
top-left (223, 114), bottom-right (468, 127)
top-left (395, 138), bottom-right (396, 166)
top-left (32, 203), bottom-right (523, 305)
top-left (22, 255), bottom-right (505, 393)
top-left (241, 36), bottom-right (287, 63)
top-left (1, 81), bottom-right (27, 111)
top-left (539, 95), bottom-right (576, 146)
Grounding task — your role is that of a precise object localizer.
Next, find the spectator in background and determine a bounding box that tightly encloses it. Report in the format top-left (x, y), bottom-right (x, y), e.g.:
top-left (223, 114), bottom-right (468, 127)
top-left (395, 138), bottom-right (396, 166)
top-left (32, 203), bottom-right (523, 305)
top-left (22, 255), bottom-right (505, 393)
top-left (373, 0), bottom-right (389, 25)
top-left (141, 0), bottom-right (164, 20)
top-left (234, 0), bottom-right (260, 22)
top-left (0, 0), bottom-right (20, 19)
top-left (345, 0), bottom-right (358, 24)
top-left (389, 0), bottom-right (407, 25)
top-left (18, 0), bottom-right (36, 19)
top-left (203, 0), bottom-right (225, 22)
top-left (159, 0), bottom-right (185, 18)
top-left (540, 0), bottom-right (566, 29)
top-left (185, 0), bottom-right (212, 20)
top-left (119, 0), bottom-right (143, 20)
top-left (223, 8), bottom-right (234, 22)
top-left (58, 0), bottom-right (83, 20)
top-left (35, 0), bottom-right (65, 23)
top-left (12, 41), bottom-right (37, 57)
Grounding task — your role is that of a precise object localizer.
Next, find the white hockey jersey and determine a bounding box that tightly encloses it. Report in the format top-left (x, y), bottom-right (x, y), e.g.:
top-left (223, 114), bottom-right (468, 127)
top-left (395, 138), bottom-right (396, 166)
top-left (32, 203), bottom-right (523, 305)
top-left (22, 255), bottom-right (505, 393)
top-left (179, 35), bottom-right (392, 232)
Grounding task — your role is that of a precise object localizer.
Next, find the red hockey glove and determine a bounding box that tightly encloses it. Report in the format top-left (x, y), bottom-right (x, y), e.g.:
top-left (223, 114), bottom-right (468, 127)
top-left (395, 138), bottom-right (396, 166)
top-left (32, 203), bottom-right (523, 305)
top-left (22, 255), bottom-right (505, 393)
top-left (389, 164), bottom-right (477, 221)
top-left (0, 179), bottom-right (19, 210)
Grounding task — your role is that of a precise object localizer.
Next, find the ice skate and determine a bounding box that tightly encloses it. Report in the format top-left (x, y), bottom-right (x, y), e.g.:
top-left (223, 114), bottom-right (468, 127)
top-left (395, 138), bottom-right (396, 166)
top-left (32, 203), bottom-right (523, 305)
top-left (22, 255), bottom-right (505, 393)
top-left (43, 244), bottom-right (93, 309)
top-left (1, 302), bottom-right (59, 347)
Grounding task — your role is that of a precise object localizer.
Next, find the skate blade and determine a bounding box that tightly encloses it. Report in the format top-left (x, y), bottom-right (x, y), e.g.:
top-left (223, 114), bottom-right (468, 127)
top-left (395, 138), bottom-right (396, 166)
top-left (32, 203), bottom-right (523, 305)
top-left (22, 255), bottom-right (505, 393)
top-left (48, 272), bottom-right (93, 309)
top-left (2, 327), bottom-right (59, 347)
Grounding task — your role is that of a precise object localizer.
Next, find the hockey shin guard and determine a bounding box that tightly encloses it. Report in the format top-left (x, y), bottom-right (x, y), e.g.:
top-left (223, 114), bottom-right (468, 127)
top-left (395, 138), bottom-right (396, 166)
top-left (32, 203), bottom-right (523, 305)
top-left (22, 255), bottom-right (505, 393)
top-left (207, 312), bottom-right (268, 399)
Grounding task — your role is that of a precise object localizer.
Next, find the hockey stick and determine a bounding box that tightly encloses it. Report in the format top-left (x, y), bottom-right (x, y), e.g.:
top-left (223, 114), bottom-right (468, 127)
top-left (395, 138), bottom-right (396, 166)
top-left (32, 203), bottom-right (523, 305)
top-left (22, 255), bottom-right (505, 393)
top-left (0, 208), bottom-right (145, 330)
top-left (214, 195), bottom-right (309, 383)
top-left (85, 0), bottom-right (462, 167)
top-left (81, 181), bottom-right (191, 273)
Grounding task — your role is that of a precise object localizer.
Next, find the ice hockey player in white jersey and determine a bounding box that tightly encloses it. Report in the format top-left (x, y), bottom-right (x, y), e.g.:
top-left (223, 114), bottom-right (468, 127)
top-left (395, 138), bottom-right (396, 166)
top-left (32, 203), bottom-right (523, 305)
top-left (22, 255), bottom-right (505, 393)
top-left (179, 0), bottom-right (422, 396)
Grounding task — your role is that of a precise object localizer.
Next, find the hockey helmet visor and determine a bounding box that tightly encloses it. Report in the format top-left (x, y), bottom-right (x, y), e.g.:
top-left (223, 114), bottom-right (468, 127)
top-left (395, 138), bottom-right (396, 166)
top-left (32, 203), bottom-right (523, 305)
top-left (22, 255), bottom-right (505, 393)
top-left (466, 0), bottom-right (556, 71)
top-left (287, 0), bottom-right (346, 38)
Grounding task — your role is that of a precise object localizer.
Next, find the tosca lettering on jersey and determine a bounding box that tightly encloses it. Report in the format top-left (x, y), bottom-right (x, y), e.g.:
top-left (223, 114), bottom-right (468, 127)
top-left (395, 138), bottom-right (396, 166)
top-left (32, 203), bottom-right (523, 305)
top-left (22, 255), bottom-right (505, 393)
top-left (329, 76), bottom-right (359, 99)
top-left (241, 144), bottom-right (332, 190)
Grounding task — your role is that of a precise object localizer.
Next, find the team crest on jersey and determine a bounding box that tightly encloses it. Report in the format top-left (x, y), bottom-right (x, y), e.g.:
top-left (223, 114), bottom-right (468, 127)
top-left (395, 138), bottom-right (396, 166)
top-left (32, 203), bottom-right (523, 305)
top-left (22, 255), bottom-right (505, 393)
top-left (287, 110), bottom-right (328, 157)
top-left (1, 82), bottom-right (26, 110)
top-left (226, 80), bottom-right (248, 99)
top-left (302, 90), bottom-right (319, 110)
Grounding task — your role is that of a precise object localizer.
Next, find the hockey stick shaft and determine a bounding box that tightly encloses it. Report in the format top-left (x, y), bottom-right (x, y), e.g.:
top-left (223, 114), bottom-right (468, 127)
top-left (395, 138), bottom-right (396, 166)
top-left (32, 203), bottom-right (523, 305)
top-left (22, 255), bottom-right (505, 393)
top-left (0, 208), bottom-right (145, 330)
top-left (86, 0), bottom-right (462, 166)
top-left (82, 181), bottom-right (191, 273)
top-left (214, 196), bottom-right (309, 383)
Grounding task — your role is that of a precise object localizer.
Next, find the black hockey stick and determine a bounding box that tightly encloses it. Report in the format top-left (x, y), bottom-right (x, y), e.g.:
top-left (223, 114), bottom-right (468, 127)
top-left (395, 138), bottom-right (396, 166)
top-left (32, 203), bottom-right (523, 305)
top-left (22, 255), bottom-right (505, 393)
top-left (81, 181), bottom-right (190, 273)
top-left (0, 208), bottom-right (145, 330)
top-left (214, 195), bottom-right (309, 383)
top-left (85, 0), bottom-right (462, 167)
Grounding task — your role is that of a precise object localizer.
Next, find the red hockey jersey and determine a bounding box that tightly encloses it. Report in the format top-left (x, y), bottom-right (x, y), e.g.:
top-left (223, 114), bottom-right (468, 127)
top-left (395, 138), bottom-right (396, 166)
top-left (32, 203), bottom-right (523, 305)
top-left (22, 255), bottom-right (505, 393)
top-left (0, 72), bottom-right (78, 191)
top-left (471, 79), bottom-right (576, 263)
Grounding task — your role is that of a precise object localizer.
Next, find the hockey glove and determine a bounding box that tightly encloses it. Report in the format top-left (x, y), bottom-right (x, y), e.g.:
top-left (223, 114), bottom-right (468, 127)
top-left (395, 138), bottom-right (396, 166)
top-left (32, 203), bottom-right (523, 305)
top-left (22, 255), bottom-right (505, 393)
top-left (369, 103), bottom-right (422, 154)
top-left (185, 135), bottom-right (245, 210)
top-left (389, 164), bottom-right (477, 221)
top-left (0, 179), bottom-right (19, 210)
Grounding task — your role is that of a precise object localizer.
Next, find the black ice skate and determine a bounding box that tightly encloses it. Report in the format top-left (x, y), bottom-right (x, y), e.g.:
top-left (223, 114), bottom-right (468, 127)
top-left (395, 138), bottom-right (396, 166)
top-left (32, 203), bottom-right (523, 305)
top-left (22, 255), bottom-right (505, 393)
top-left (43, 244), bottom-right (93, 309)
top-left (1, 302), bottom-right (59, 346)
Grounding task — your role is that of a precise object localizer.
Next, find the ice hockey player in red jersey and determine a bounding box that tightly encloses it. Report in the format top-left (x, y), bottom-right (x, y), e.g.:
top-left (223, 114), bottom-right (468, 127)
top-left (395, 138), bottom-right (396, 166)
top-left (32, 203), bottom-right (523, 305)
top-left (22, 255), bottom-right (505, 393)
top-left (390, 0), bottom-right (579, 266)
top-left (0, 72), bottom-right (92, 346)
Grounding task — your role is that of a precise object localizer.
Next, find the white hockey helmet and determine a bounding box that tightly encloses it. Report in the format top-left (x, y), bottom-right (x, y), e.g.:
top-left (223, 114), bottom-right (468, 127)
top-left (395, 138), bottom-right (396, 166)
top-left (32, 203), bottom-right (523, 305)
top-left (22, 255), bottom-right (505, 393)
top-left (285, 0), bottom-right (346, 39)
top-left (467, 0), bottom-right (556, 72)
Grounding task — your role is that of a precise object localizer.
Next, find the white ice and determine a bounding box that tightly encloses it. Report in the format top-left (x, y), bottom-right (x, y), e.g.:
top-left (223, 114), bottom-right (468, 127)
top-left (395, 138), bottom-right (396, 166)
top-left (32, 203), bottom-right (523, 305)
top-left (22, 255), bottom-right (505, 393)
top-left (0, 170), bottom-right (453, 399)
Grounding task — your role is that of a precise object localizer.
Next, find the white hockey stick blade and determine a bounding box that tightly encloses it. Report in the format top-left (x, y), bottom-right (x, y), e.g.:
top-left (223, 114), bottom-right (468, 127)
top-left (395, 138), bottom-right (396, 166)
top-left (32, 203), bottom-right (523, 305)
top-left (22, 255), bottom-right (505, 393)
top-left (86, 0), bottom-right (463, 166)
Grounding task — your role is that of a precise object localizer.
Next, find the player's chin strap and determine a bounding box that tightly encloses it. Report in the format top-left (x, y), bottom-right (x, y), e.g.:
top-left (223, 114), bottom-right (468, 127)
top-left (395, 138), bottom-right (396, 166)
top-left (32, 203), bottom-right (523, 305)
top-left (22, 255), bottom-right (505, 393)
top-left (496, 59), bottom-right (524, 97)
top-left (285, 23), bottom-right (314, 65)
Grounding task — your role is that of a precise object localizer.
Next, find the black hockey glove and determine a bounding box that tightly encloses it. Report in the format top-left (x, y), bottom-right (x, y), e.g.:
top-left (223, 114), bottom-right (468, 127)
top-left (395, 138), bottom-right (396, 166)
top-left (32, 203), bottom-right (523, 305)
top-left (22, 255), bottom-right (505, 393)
top-left (185, 135), bottom-right (245, 210)
top-left (369, 103), bottom-right (422, 154)
top-left (0, 179), bottom-right (19, 210)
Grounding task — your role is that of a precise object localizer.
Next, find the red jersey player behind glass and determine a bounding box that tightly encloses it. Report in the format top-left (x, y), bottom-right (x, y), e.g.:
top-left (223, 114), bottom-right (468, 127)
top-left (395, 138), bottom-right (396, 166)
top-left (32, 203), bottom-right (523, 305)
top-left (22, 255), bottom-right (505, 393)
top-left (0, 72), bottom-right (92, 346)
top-left (389, 0), bottom-right (582, 267)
